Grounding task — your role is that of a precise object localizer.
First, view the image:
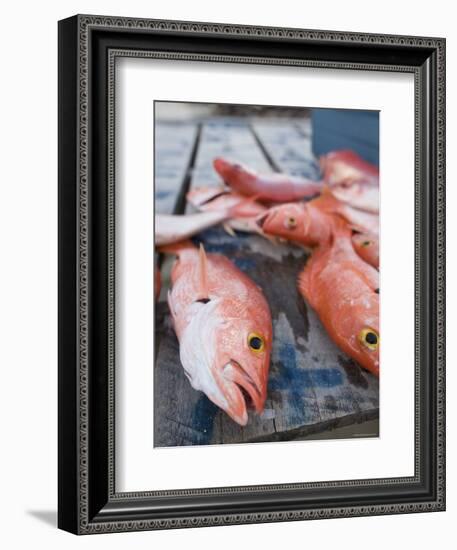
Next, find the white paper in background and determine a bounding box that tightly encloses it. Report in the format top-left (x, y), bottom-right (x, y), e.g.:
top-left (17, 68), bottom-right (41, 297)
top-left (115, 57), bottom-right (415, 492)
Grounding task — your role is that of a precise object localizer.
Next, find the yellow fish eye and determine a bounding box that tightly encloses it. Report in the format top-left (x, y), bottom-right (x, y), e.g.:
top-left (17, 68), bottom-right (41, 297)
top-left (286, 216), bottom-right (297, 229)
top-left (361, 240), bottom-right (371, 247)
top-left (248, 332), bottom-right (265, 353)
top-left (358, 327), bottom-right (379, 350)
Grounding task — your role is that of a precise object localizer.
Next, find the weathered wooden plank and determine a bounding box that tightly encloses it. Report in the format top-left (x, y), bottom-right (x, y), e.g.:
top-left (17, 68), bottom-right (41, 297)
top-left (251, 119), bottom-right (320, 180)
top-left (154, 122), bottom-right (199, 303)
top-left (154, 122), bottom-right (198, 214)
top-left (154, 117), bottom-right (379, 448)
top-left (190, 118), bottom-right (272, 189)
top-left (294, 118), bottom-right (312, 137)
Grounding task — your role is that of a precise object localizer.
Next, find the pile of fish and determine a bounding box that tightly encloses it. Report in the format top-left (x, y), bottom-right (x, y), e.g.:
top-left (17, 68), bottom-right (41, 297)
top-left (156, 150), bottom-right (379, 426)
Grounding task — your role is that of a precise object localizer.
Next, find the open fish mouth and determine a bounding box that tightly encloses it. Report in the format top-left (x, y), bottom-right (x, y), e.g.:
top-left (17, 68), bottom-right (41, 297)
top-left (223, 360), bottom-right (263, 416)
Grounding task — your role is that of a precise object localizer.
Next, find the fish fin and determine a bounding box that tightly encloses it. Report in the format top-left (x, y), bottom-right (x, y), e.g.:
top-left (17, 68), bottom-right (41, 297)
top-left (263, 232), bottom-right (278, 246)
top-left (197, 243), bottom-right (210, 301)
top-left (246, 218), bottom-right (279, 244)
top-left (167, 289), bottom-right (177, 322)
top-left (158, 240), bottom-right (196, 257)
top-left (297, 265), bottom-right (312, 303)
top-left (222, 222), bottom-right (237, 237)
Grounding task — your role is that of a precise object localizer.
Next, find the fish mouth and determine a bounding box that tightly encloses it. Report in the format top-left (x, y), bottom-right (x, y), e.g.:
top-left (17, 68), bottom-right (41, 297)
top-left (255, 211), bottom-right (271, 229)
top-left (222, 359), bottom-right (264, 425)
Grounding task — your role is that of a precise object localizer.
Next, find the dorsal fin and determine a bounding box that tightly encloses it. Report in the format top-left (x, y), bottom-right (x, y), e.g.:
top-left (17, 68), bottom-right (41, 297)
top-left (222, 222), bottom-right (237, 237)
top-left (197, 243), bottom-right (210, 301)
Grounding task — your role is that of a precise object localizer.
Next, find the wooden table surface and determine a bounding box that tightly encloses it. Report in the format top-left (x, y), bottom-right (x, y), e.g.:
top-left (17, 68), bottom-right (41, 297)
top-left (154, 116), bottom-right (379, 447)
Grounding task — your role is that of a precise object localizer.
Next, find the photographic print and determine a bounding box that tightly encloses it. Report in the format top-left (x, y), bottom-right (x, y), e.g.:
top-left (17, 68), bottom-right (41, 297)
top-left (59, 16), bottom-right (445, 532)
top-left (154, 101), bottom-right (380, 447)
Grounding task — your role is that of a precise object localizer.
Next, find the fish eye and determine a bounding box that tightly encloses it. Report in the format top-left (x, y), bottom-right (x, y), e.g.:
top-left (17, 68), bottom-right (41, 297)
top-left (361, 240), bottom-right (371, 247)
top-left (286, 216), bottom-right (297, 229)
top-left (248, 332), bottom-right (265, 353)
top-left (358, 327), bottom-right (379, 351)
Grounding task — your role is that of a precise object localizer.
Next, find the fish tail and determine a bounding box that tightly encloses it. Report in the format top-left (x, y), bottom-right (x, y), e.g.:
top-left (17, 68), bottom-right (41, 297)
top-left (157, 240), bottom-right (196, 256)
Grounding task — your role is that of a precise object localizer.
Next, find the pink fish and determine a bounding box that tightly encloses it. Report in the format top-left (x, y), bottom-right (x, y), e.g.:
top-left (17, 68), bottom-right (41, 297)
top-left (351, 232), bottom-right (379, 269)
top-left (330, 180), bottom-right (379, 214)
top-left (187, 186), bottom-right (268, 235)
top-left (255, 194), bottom-right (380, 375)
top-left (213, 157), bottom-right (322, 202)
top-left (343, 204), bottom-right (379, 236)
top-left (256, 191), bottom-right (379, 247)
top-left (320, 150), bottom-right (379, 187)
top-left (297, 221), bottom-right (379, 376)
top-left (155, 211), bottom-right (232, 246)
top-left (187, 186), bottom-right (267, 217)
top-left (161, 241), bottom-right (272, 426)
top-left (155, 198), bottom-right (254, 246)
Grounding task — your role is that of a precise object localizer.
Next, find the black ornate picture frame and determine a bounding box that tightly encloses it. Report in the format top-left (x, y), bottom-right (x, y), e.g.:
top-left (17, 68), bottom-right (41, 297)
top-left (58, 14), bottom-right (445, 534)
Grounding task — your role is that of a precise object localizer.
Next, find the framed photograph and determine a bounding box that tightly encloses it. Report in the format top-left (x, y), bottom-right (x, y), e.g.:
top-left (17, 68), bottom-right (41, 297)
top-left (58, 14), bottom-right (445, 534)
